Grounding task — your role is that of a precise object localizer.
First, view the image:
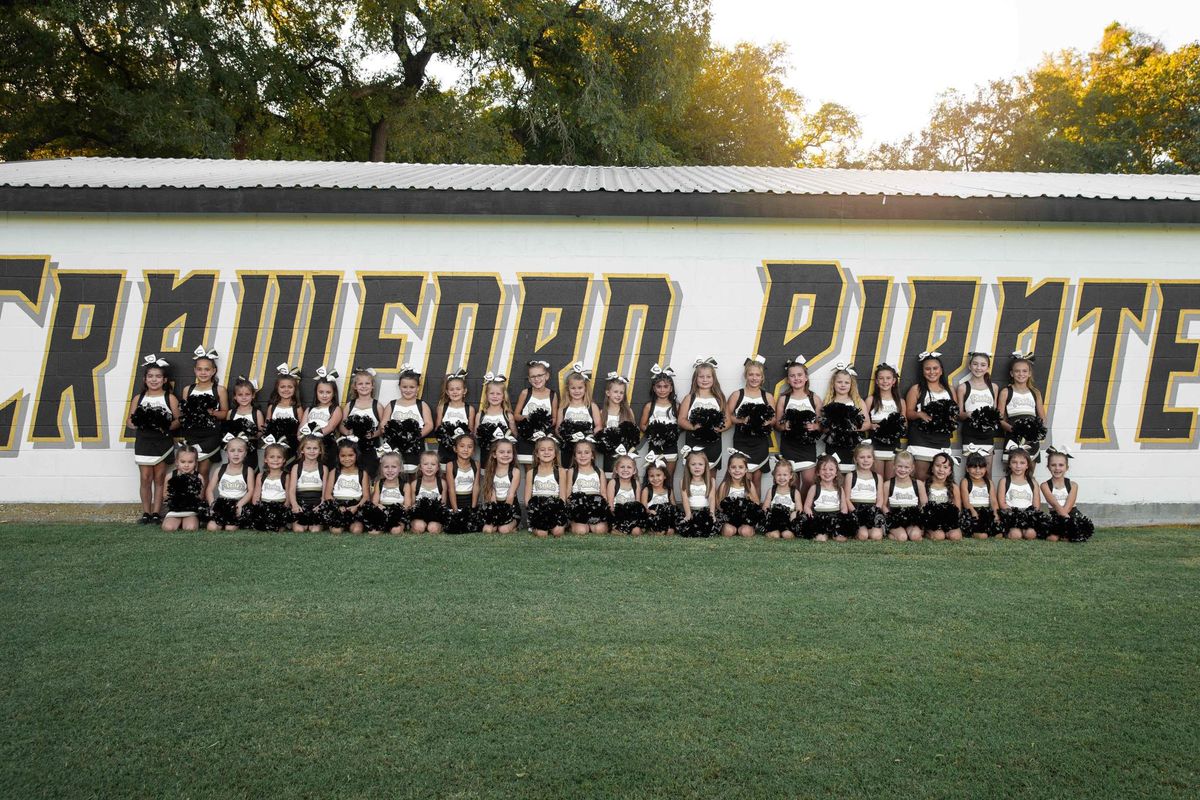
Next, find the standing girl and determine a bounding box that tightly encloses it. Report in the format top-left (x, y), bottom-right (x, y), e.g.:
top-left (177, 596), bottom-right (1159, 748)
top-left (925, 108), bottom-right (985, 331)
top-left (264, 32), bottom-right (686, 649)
top-left (180, 345), bottom-right (227, 463)
top-left (845, 443), bottom-right (885, 541)
top-left (206, 434), bottom-right (254, 531)
top-left (1041, 447), bottom-right (1094, 542)
top-left (289, 434), bottom-right (327, 532)
top-left (128, 355), bottom-right (179, 524)
top-left (556, 363), bottom-right (601, 468)
top-left (922, 452), bottom-right (964, 541)
top-left (774, 356), bottom-right (822, 492)
top-left (597, 373), bottom-right (640, 477)
top-left (407, 451), bottom-right (447, 534)
top-left (959, 447), bottom-right (998, 539)
top-left (524, 434), bottom-right (567, 537)
top-left (864, 363), bottom-right (906, 480)
top-left (676, 448), bottom-right (717, 537)
top-left (249, 441), bottom-right (293, 532)
top-left (474, 371), bottom-right (516, 459)
top-left (565, 435), bottom-right (609, 534)
top-left (514, 360), bottom-right (558, 474)
top-left (378, 365), bottom-right (433, 475)
top-left (727, 356), bottom-right (775, 475)
top-left (607, 450), bottom-right (647, 535)
top-left (998, 351), bottom-right (1047, 469)
top-left (762, 458), bottom-right (803, 540)
top-left (478, 434), bottom-right (521, 534)
top-left (366, 450), bottom-right (408, 534)
top-left (445, 432), bottom-right (480, 534)
top-left (957, 352), bottom-right (1000, 461)
top-left (640, 452), bottom-right (677, 535)
top-left (264, 363), bottom-right (303, 456)
top-left (299, 367), bottom-right (343, 470)
top-left (803, 453), bottom-right (853, 542)
top-left (997, 446), bottom-right (1044, 540)
top-left (904, 352), bottom-right (960, 481)
top-left (340, 367), bottom-right (384, 478)
top-left (639, 365), bottom-right (680, 481)
top-left (718, 450), bottom-right (764, 538)
top-left (678, 358), bottom-right (727, 471)
top-left (322, 441), bottom-right (366, 534)
top-left (161, 445), bottom-right (206, 531)
top-left (433, 368), bottom-right (475, 466)
top-left (821, 362), bottom-right (867, 472)
top-left (883, 451), bottom-right (924, 541)
top-left (224, 377), bottom-right (264, 468)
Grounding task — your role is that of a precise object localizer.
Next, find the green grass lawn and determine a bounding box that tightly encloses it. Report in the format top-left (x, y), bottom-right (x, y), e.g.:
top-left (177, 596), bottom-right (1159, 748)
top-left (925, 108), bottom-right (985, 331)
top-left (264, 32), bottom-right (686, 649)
top-left (2, 526), bottom-right (1198, 799)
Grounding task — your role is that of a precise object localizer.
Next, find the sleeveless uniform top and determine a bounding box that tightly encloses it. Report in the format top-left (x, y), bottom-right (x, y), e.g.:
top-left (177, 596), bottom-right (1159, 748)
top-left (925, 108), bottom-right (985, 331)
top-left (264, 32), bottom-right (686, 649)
top-left (572, 469), bottom-right (601, 494)
top-left (614, 485), bottom-right (638, 504)
top-left (812, 486), bottom-right (841, 513)
top-left (531, 470), bottom-right (560, 497)
top-left (492, 469), bottom-right (513, 502)
top-left (332, 471), bottom-right (363, 501)
top-left (966, 481), bottom-right (991, 508)
top-left (649, 402), bottom-right (677, 422)
top-left (296, 466), bottom-right (323, 494)
top-left (1004, 479), bottom-right (1035, 509)
top-left (379, 483), bottom-right (404, 506)
top-left (769, 487), bottom-right (796, 510)
top-left (690, 396), bottom-right (721, 414)
top-left (272, 404), bottom-right (297, 421)
top-left (915, 387), bottom-right (951, 412)
top-left (453, 464), bottom-right (475, 494)
top-left (850, 472), bottom-right (877, 504)
top-left (869, 398), bottom-right (898, 423)
top-left (260, 475), bottom-right (286, 503)
top-left (1006, 388), bottom-right (1036, 418)
top-left (217, 467), bottom-right (249, 500)
top-left (347, 402), bottom-right (378, 426)
top-left (480, 410), bottom-right (507, 426)
top-left (306, 405), bottom-right (332, 427)
top-left (963, 385), bottom-right (995, 414)
top-left (727, 486), bottom-right (746, 500)
top-left (605, 413), bottom-right (621, 429)
top-left (190, 386), bottom-right (215, 401)
top-left (521, 393), bottom-right (552, 416)
top-left (786, 395), bottom-right (816, 414)
top-left (888, 481), bottom-right (919, 508)
top-left (141, 393), bottom-right (170, 412)
top-left (230, 407), bottom-right (255, 425)
top-left (927, 485), bottom-right (952, 504)
top-left (563, 405), bottom-right (592, 423)
top-left (737, 393), bottom-right (766, 411)
top-left (648, 490), bottom-right (670, 507)
top-left (416, 481), bottom-right (442, 501)
top-left (686, 481), bottom-right (709, 510)
top-left (1050, 479), bottom-right (1071, 507)
top-left (442, 405), bottom-right (470, 427)
top-left (390, 400), bottom-right (423, 423)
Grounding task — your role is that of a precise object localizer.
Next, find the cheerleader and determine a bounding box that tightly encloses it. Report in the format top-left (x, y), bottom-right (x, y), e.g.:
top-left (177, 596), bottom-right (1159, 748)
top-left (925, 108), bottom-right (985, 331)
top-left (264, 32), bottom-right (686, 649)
top-left (959, 446), bottom-right (998, 539)
top-left (904, 351), bottom-right (960, 481)
top-left (998, 445), bottom-right (1043, 540)
top-left (514, 360), bottom-right (558, 472)
top-left (298, 367), bottom-right (343, 471)
top-left (524, 434), bottom-right (567, 538)
top-left (676, 447), bottom-right (717, 537)
top-left (224, 377), bottom-right (264, 469)
top-left (566, 434), bottom-right (609, 534)
top-left (128, 355), bottom-right (179, 525)
top-left (803, 454), bottom-right (852, 542)
top-left (161, 445), bottom-right (206, 532)
top-left (1041, 446), bottom-right (1094, 543)
top-left (264, 363), bottom-right (303, 456)
top-left (774, 356), bottom-right (822, 492)
top-left (340, 367), bottom-right (384, 478)
top-left (845, 443), bottom-right (885, 541)
top-left (249, 441), bottom-right (294, 532)
top-left (883, 451), bottom-right (924, 541)
top-left (821, 362), bottom-right (867, 473)
top-left (678, 358), bottom-right (727, 470)
top-left (640, 452), bottom-right (677, 535)
top-left (366, 450), bottom-right (407, 534)
top-left (922, 452), bottom-right (963, 541)
top-left (407, 451), bottom-right (447, 534)
top-left (445, 431), bottom-right (480, 534)
top-left (433, 368), bottom-right (475, 466)
top-left (478, 434), bottom-right (521, 534)
top-left (323, 441), bottom-right (367, 534)
top-left (180, 345), bottom-right (227, 463)
top-left (597, 373), bottom-right (640, 477)
top-left (727, 356), bottom-right (775, 475)
top-left (556, 363), bottom-right (601, 468)
top-left (378, 364), bottom-right (433, 475)
top-left (288, 434), bottom-right (327, 532)
top-left (718, 449), bottom-right (763, 538)
top-left (607, 449), bottom-right (647, 535)
top-left (998, 351), bottom-right (1047, 470)
top-left (639, 364), bottom-right (680, 481)
top-left (205, 434), bottom-right (254, 531)
top-left (957, 352), bottom-right (1000, 461)
top-left (762, 458), bottom-right (803, 540)
top-left (864, 363), bottom-right (906, 480)
top-left (473, 371), bottom-right (516, 460)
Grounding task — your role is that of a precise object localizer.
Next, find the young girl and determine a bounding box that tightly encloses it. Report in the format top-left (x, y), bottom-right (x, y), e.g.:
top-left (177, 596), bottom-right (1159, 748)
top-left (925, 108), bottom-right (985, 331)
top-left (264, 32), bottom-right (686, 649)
top-left (474, 372), bottom-right (516, 460)
top-left (161, 445), bottom-right (206, 532)
top-left (997, 445), bottom-right (1044, 540)
top-left (821, 363), bottom-right (866, 473)
top-left (515, 360), bottom-right (558, 472)
top-left (434, 369), bottom-right (475, 466)
top-left (639, 365), bottom-right (680, 480)
top-left (904, 352), bottom-right (960, 481)
top-left (264, 363), bottom-right (303, 456)
top-left (206, 434), bottom-right (254, 531)
top-left (556, 364), bottom-right (601, 468)
top-left (883, 451), bottom-right (924, 541)
top-left (676, 447), bottom-right (717, 537)
top-left (597, 373), bottom-right (640, 477)
top-left (224, 377), bottom-right (264, 469)
top-left (565, 435), bottom-right (609, 534)
top-left (299, 366), bottom-right (343, 471)
top-left (762, 458), bottom-right (803, 540)
top-left (607, 451), bottom-right (647, 535)
top-left (478, 434), bottom-right (521, 534)
top-left (845, 443), bottom-right (885, 541)
top-left (323, 441), bottom-right (367, 534)
top-left (407, 451), bottom-right (447, 534)
top-left (774, 357), bottom-right (823, 492)
top-left (998, 352), bottom-right (1047, 470)
top-left (366, 450), bottom-right (408, 534)
top-left (718, 450), bottom-right (764, 538)
top-left (803, 453), bottom-right (853, 542)
top-left (289, 434), bottom-right (327, 532)
top-left (180, 345), bottom-right (227, 463)
top-left (128, 355), bottom-right (179, 524)
top-left (524, 434), bottom-right (567, 538)
top-left (958, 447), bottom-right (998, 538)
top-left (957, 352), bottom-right (1000, 461)
top-left (249, 442), bottom-right (294, 532)
top-left (445, 432), bottom-right (480, 534)
top-left (678, 358), bottom-right (727, 471)
top-left (727, 357), bottom-right (775, 474)
top-left (922, 452), bottom-right (964, 541)
top-left (378, 365), bottom-right (433, 475)
top-left (640, 452), bottom-right (677, 535)
top-left (340, 367), bottom-right (384, 477)
top-left (864, 363), bottom-right (906, 480)
top-left (1041, 446), bottom-right (1094, 543)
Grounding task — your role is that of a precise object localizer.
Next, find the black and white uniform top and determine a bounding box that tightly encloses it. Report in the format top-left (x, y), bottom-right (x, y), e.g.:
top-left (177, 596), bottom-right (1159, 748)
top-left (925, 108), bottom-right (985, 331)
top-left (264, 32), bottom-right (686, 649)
top-left (187, 386), bottom-right (223, 461)
top-left (1049, 481), bottom-right (1071, 507)
top-left (966, 481), bottom-right (991, 508)
top-left (908, 386), bottom-right (954, 460)
top-left (517, 393), bottom-right (554, 463)
top-left (825, 399), bottom-right (860, 472)
top-left (648, 402), bottom-right (679, 460)
top-left (346, 402), bottom-right (378, 432)
top-left (726, 486), bottom-right (747, 500)
top-left (648, 490), bottom-right (670, 507)
top-left (961, 383), bottom-right (997, 450)
top-left (812, 486), bottom-right (841, 513)
top-left (685, 481), bottom-right (709, 511)
top-left (927, 485), bottom-right (952, 504)
top-left (530, 470), bottom-right (560, 497)
top-left (849, 472), bottom-right (878, 505)
top-left (780, 394), bottom-right (818, 470)
top-left (390, 401), bottom-right (426, 470)
top-left (480, 410), bottom-right (507, 434)
top-left (571, 469), bottom-right (601, 495)
top-left (260, 474), bottom-right (287, 503)
top-left (379, 483), bottom-right (404, 506)
top-left (729, 391), bottom-right (770, 471)
top-left (133, 393), bottom-right (174, 466)
top-left (217, 467), bottom-right (250, 501)
top-left (1003, 388), bottom-right (1039, 457)
top-left (452, 464), bottom-right (475, 500)
top-left (492, 469), bottom-right (513, 502)
top-left (868, 398), bottom-right (900, 459)
top-left (614, 485), bottom-right (638, 504)
top-left (415, 481), bottom-right (442, 501)
top-left (604, 412), bottom-right (621, 430)
top-left (271, 404), bottom-right (298, 423)
top-left (768, 487), bottom-right (796, 511)
top-left (1003, 479), bottom-right (1035, 509)
top-left (295, 465), bottom-right (324, 497)
top-left (306, 405), bottom-right (331, 429)
top-left (889, 480), bottom-right (919, 508)
top-left (438, 405), bottom-right (471, 461)
top-left (332, 470), bottom-right (363, 501)
top-left (683, 396), bottom-right (724, 468)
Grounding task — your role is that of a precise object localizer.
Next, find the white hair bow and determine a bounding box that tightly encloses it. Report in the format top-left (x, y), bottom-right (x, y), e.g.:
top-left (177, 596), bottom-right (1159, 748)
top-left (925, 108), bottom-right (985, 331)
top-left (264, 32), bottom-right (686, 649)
top-left (484, 371), bottom-right (506, 383)
top-left (833, 361), bottom-right (858, 377)
top-left (644, 450), bottom-right (666, 468)
top-left (606, 371), bottom-right (629, 384)
top-left (276, 362), bottom-right (300, 379)
top-left (917, 351), bottom-right (942, 361)
top-left (142, 354), bottom-right (169, 368)
top-left (192, 345), bottom-right (218, 361)
top-left (692, 357), bottom-right (718, 368)
top-left (569, 362), bottom-right (592, 380)
top-left (650, 363), bottom-right (675, 378)
top-left (314, 366), bottom-right (339, 381)
top-left (784, 355), bottom-right (807, 368)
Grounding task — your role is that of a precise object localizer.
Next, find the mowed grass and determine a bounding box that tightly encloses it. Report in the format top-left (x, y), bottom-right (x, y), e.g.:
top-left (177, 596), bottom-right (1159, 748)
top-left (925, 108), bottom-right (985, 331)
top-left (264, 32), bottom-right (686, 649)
top-left (2, 526), bottom-right (1198, 799)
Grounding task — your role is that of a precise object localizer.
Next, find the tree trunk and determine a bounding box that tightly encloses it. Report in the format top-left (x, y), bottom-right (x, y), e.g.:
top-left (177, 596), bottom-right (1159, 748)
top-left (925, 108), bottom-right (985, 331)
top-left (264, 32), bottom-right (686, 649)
top-left (369, 117), bottom-right (389, 161)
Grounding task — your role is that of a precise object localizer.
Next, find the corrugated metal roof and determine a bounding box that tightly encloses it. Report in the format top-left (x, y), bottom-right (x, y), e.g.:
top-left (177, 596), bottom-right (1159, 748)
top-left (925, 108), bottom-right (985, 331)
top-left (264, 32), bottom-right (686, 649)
top-left (2, 156), bottom-right (1199, 201)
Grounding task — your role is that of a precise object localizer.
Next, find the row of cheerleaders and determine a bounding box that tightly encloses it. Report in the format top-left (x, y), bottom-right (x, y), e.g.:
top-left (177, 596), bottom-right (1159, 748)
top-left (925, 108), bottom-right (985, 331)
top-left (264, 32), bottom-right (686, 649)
top-left (129, 346), bottom-right (1092, 541)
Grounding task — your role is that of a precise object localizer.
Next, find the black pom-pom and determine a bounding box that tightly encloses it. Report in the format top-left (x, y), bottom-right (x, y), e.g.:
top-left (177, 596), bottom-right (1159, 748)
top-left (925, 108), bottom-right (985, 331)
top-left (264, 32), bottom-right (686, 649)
top-left (763, 502), bottom-right (796, 533)
top-left (734, 403), bottom-right (775, 439)
top-left (1009, 415), bottom-right (1047, 445)
top-left (222, 415), bottom-right (261, 443)
top-left (920, 399), bottom-right (959, 436)
top-left (362, 502), bottom-right (407, 532)
top-left (165, 473), bottom-right (205, 515)
top-left (643, 419), bottom-right (679, 451)
top-left (382, 418), bottom-right (425, 455)
top-left (263, 416), bottom-right (300, 448)
top-left (409, 496), bottom-right (447, 524)
top-left (528, 496), bottom-right (568, 530)
top-left (478, 500), bottom-right (519, 528)
top-left (644, 502), bottom-right (678, 533)
top-left (921, 501), bottom-right (960, 532)
top-left (343, 414), bottom-right (377, 441)
top-left (782, 408), bottom-right (819, 445)
top-left (968, 406), bottom-right (1001, 437)
top-left (567, 492), bottom-right (610, 525)
top-left (435, 421), bottom-right (467, 452)
top-left (1067, 510), bottom-right (1094, 543)
top-left (961, 506), bottom-right (995, 536)
top-left (557, 418), bottom-right (596, 444)
top-left (836, 511), bottom-right (858, 538)
top-left (677, 508), bottom-right (717, 537)
top-left (131, 403), bottom-right (174, 434)
top-left (852, 503), bottom-right (885, 530)
top-left (293, 495), bottom-right (325, 527)
top-left (886, 505), bottom-right (922, 530)
top-left (612, 501), bottom-right (648, 533)
top-left (444, 505), bottom-right (478, 534)
top-left (821, 403), bottom-right (864, 451)
top-left (517, 407), bottom-right (554, 441)
top-left (208, 497), bottom-right (245, 528)
top-left (473, 421), bottom-right (510, 453)
top-left (180, 393), bottom-right (219, 430)
top-left (250, 500), bottom-right (294, 532)
top-left (806, 511), bottom-right (840, 538)
top-left (871, 412), bottom-right (907, 450)
top-left (687, 406), bottom-right (724, 444)
top-left (718, 495), bottom-right (765, 530)
top-left (596, 420), bottom-right (642, 457)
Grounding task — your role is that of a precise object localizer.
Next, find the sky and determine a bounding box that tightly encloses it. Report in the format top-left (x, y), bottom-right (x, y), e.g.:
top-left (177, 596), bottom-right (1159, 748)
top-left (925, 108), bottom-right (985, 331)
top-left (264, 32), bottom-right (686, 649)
top-left (708, 0), bottom-right (1200, 149)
